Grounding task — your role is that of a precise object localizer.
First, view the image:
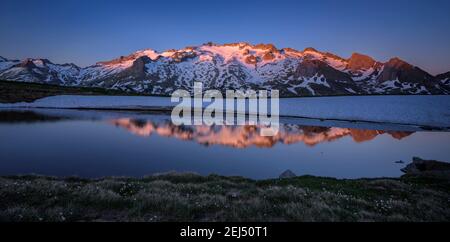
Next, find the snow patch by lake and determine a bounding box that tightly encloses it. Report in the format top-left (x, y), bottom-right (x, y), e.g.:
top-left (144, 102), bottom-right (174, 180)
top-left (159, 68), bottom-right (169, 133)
top-left (1, 95), bottom-right (449, 127)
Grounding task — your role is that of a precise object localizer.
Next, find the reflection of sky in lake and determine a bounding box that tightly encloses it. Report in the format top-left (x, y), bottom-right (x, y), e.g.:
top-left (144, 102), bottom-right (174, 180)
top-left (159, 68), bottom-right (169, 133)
top-left (0, 110), bottom-right (449, 179)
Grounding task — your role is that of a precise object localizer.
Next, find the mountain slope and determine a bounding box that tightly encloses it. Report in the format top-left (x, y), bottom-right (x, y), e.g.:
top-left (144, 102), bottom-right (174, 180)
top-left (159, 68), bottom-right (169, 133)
top-left (0, 58), bottom-right (80, 85)
top-left (436, 71), bottom-right (450, 93)
top-left (1, 42), bottom-right (449, 96)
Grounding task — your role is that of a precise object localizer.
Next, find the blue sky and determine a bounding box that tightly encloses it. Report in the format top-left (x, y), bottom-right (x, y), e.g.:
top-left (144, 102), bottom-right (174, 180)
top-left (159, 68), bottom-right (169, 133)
top-left (0, 0), bottom-right (449, 74)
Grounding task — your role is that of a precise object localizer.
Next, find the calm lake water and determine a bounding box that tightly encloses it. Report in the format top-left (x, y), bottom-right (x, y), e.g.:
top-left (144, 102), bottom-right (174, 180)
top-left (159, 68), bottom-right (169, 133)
top-left (0, 108), bottom-right (449, 179)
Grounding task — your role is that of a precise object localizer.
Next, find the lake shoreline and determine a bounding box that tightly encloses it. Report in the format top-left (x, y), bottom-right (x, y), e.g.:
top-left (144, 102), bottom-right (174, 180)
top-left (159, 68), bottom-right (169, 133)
top-left (2, 94), bottom-right (450, 128)
top-left (1, 172), bottom-right (449, 222)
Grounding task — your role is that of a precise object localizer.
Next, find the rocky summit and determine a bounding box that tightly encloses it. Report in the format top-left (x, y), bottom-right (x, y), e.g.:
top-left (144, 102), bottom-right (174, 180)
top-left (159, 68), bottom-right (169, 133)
top-left (1, 42), bottom-right (449, 97)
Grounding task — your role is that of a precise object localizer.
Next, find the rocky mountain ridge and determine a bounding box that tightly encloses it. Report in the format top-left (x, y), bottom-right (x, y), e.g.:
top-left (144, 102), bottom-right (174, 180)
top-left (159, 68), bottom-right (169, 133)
top-left (1, 42), bottom-right (449, 96)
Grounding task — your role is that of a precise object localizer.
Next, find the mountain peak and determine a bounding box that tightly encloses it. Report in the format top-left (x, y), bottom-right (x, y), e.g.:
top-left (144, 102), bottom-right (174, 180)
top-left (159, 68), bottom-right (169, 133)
top-left (15, 58), bottom-right (37, 68)
top-left (134, 49), bottom-right (160, 59)
top-left (303, 47), bottom-right (320, 53)
top-left (253, 43), bottom-right (278, 51)
top-left (347, 52), bottom-right (376, 71)
top-left (222, 42), bottom-right (251, 48)
top-left (378, 57), bottom-right (434, 86)
top-left (134, 48), bottom-right (157, 54)
top-left (385, 57), bottom-right (413, 69)
top-left (61, 63), bottom-right (80, 69)
top-left (98, 49), bottom-right (160, 66)
top-left (282, 47), bottom-right (300, 53)
top-left (349, 52), bottom-right (373, 60)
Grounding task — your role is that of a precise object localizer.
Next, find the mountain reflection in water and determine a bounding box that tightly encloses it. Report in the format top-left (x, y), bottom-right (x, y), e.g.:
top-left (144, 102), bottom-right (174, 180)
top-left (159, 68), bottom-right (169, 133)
top-left (109, 118), bottom-right (414, 148)
top-left (2, 109), bottom-right (449, 179)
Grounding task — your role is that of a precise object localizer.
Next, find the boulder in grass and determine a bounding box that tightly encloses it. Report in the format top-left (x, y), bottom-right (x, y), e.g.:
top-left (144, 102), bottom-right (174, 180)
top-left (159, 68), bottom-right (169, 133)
top-left (401, 157), bottom-right (450, 179)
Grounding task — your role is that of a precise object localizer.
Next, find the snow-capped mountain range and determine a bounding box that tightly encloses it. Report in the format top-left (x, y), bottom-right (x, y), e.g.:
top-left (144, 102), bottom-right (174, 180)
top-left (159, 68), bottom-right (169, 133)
top-left (1, 42), bottom-right (449, 96)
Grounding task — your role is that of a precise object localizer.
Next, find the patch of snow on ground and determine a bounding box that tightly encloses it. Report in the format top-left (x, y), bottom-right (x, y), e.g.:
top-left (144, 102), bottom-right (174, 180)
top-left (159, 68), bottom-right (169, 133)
top-left (1, 95), bottom-right (449, 127)
top-left (280, 95), bottom-right (450, 127)
top-left (345, 88), bottom-right (356, 94)
top-left (381, 79), bottom-right (400, 89)
top-left (352, 68), bottom-right (375, 81)
top-left (324, 57), bottom-right (347, 71)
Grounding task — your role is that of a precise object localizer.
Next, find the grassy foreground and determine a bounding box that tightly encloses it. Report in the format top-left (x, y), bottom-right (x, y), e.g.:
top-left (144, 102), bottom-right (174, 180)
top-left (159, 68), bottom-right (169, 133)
top-left (0, 173), bottom-right (449, 222)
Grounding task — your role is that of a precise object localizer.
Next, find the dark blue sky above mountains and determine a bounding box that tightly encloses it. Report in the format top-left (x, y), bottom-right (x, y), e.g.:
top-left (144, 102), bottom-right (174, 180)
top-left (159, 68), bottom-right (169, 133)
top-left (1, 0), bottom-right (449, 74)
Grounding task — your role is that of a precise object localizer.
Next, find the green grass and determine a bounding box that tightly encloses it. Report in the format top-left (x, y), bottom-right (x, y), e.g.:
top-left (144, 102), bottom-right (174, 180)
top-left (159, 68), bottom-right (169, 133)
top-left (0, 173), bottom-right (448, 222)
